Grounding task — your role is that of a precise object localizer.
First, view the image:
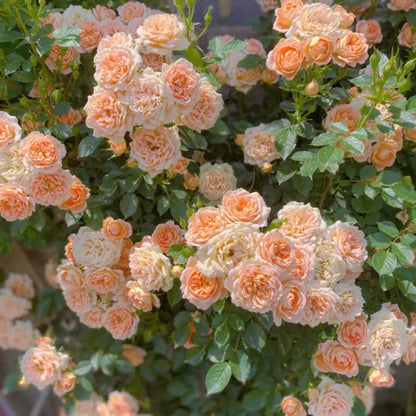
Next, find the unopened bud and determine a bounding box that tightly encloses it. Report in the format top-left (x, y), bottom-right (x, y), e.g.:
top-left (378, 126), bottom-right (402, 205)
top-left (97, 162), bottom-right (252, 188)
top-left (304, 80), bottom-right (319, 97)
top-left (171, 265), bottom-right (183, 278)
top-left (126, 157), bottom-right (138, 168)
top-left (262, 162), bottom-right (272, 172)
top-left (235, 134), bottom-right (244, 147)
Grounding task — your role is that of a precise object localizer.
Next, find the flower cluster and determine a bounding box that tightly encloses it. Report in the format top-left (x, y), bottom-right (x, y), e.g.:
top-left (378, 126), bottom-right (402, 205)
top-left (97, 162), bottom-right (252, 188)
top-left (0, 111), bottom-right (90, 221)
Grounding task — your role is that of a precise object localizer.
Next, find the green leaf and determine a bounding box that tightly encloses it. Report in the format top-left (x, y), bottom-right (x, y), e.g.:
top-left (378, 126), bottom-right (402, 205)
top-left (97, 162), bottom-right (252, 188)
top-left (311, 132), bottom-right (339, 146)
top-left (275, 126), bottom-right (297, 160)
top-left (352, 397), bottom-right (367, 416)
top-left (392, 243), bottom-right (415, 266)
top-left (380, 274), bottom-right (396, 291)
top-left (318, 146), bottom-right (343, 174)
top-left (214, 323), bottom-right (230, 347)
top-left (372, 251), bottom-right (397, 275)
top-left (329, 122), bottom-right (349, 134)
top-left (167, 279), bottom-right (182, 307)
top-left (52, 123), bottom-right (73, 139)
top-left (377, 221), bottom-right (398, 238)
top-left (242, 390), bottom-right (267, 412)
top-left (205, 362), bottom-right (232, 395)
top-left (74, 361), bottom-right (92, 376)
top-left (367, 232), bottom-right (391, 250)
top-left (397, 279), bottom-right (416, 302)
top-left (5, 53), bottom-right (24, 75)
top-left (341, 136), bottom-right (365, 154)
top-left (238, 54), bottom-right (263, 69)
top-left (157, 196), bottom-right (170, 216)
top-left (120, 193), bottom-right (138, 218)
top-left (78, 135), bottom-right (103, 158)
top-left (53, 26), bottom-right (81, 47)
top-left (406, 95), bottom-right (416, 112)
top-left (180, 128), bottom-right (207, 149)
top-left (392, 183), bottom-right (416, 204)
top-left (351, 74), bottom-right (372, 88)
top-left (54, 102), bottom-right (71, 116)
top-left (78, 377), bottom-right (93, 392)
top-left (229, 351), bottom-right (251, 383)
top-left (243, 322), bottom-right (266, 351)
top-left (221, 39), bottom-right (247, 53)
top-left (186, 45), bottom-right (203, 67)
top-left (37, 36), bottom-right (54, 56)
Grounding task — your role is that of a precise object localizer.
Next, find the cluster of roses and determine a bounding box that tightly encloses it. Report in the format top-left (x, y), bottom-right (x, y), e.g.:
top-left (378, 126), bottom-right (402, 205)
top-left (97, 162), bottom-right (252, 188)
top-left (84, 11), bottom-right (223, 178)
top-left (266, 1), bottom-right (372, 81)
top-left (0, 111), bottom-right (90, 222)
top-left (175, 188), bottom-right (368, 329)
top-left (0, 273), bottom-right (39, 352)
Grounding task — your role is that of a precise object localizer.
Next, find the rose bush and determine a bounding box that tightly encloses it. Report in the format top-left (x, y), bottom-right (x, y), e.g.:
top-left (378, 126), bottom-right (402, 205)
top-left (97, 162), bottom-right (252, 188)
top-left (1, 0), bottom-right (416, 415)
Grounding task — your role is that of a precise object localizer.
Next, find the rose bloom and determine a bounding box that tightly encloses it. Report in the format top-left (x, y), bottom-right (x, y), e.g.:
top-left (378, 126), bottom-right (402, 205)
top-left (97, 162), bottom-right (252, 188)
top-left (0, 288), bottom-right (31, 320)
top-left (63, 287), bottom-right (96, 314)
top-left (398, 23), bottom-right (416, 48)
top-left (273, 0), bottom-right (303, 33)
top-left (0, 141), bottom-right (32, 185)
top-left (225, 51), bottom-right (262, 93)
top-left (225, 259), bottom-right (282, 313)
top-left (62, 5), bottom-right (93, 26)
top-left (325, 103), bottom-right (361, 134)
top-left (301, 286), bottom-right (338, 327)
top-left (21, 132), bottom-right (66, 172)
top-left (84, 88), bottom-right (133, 142)
top-left (98, 32), bottom-right (134, 52)
top-left (151, 220), bottom-right (185, 253)
top-left (196, 223), bottom-right (260, 278)
top-left (314, 340), bottom-right (360, 377)
top-left (76, 20), bottom-right (102, 53)
top-left (332, 5), bottom-right (355, 29)
top-left (0, 111), bottom-right (21, 148)
top-left (313, 240), bottom-right (347, 285)
top-left (0, 183), bottom-right (35, 221)
top-left (79, 304), bottom-right (106, 329)
top-left (199, 162), bottom-right (237, 203)
top-left (338, 315), bottom-right (368, 349)
top-left (65, 234), bottom-right (76, 264)
top-left (53, 372), bottom-right (76, 396)
top-left (308, 377), bottom-right (354, 416)
top-left (45, 44), bottom-right (80, 75)
top-left (180, 79), bottom-right (224, 132)
top-left (402, 325), bottom-right (416, 364)
top-left (129, 245), bottom-right (172, 291)
top-left (382, 302), bottom-right (408, 325)
top-left (242, 124), bottom-right (280, 166)
top-left (118, 1), bottom-right (149, 23)
top-left (85, 267), bottom-right (124, 294)
top-left (39, 12), bottom-right (62, 32)
top-left (108, 391), bottom-right (139, 416)
top-left (8, 320), bottom-right (38, 351)
top-left (348, 138), bottom-right (372, 163)
top-left (261, 67), bottom-right (279, 84)
top-left (59, 177), bottom-right (90, 214)
top-left (303, 35), bottom-right (334, 65)
top-left (404, 126), bottom-right (416, 141)
top-left (332, 282), bottom-right (364, 324)
top-left (28, 170), bottom-right (73, 206)
top-left (356, 20), bottom-right (382, 48)
top-left (168, 157), bottom-right (189, 175)
top-left (388, 0), bottom-right (416, 11)
top-left (349, 382), bottom-right (375, 414)
top-left (122, 344), bottom-right (146, 367)
top-left (130, 127), bottom-right (181, 178)
top-left (180, 257), bottom-right (226, 310)
top-left (102, 217), bottom-right (132, 241)
top-left (57, 262), bottom-right (85, 290)
top-left (72, 227), bottom-right (122, 268)
top-left (124, 281), bottom-right (160, 311)
top-left (368, 367), bottom-right (395, 387)
top-left (21, 341), bottom-right (68, 389)
top-left (5, 273), bottom-right (34, 299)
top-left (136, 13), bottom-right (189, 54)
top-left (163, 58), bottom-right (201, 109)
top-left (220, 188), bottom-right (270, 227)
top-left (290, 243), bottom-right (315, 281)
top-left (103, 303), bottom-right (139, 340)
top-left (256, 229), bottom-right (296, 271)
top-left (277, 201), bottom-right (327, 245)
top-left (370, 141), bottom-right (397, 171)
top-left (185, 207), bottom-right (226, 246)
top-left (114, 239), bottom-right (134, 274)
top-left (142, 52), bottom-right (171, 71)
top-left (183, 172), bottom-right (199, 190)
top-left (93, 5), bottom-right (116, 21)
top-left (266, 38), bottom-right (304, 80)
top-left (100, 17), bottom-right (127, 37)
top-left (256, 0), bottom-right (277, 12)
top-left (273, 279), bottom-right (306, 326)
top-left (332, 31), bottom-right (369, 68)
top-left (56, 108), bottom-right (82, 127)
top-left (281, 395), bottom-right (306, 416)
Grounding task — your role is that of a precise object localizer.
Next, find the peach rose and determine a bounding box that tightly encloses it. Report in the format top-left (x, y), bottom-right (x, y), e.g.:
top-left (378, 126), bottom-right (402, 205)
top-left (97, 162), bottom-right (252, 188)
top-left (403, 325), bottom-right (416, 364)
top-left (55, 108), bottom-right (82, 127)
top-left (102, 217), bottom-right (132, 241)
top-left (0, 111), bottom-right (21, 148)
top-left (261, 68), bottom-right (279, 84)
top-left (39, 13), bottom-right (62, 32)
top-left (85, 267), bottom-right (124, 294)
top-left (99, 17), bottom-right (127, 37)
top-left (273, 279), bottom-right (306, 325)
top-left (266, 38), bottom-right (304, 80)
top-left (281, 395), bottom-right (307, 416)
top-left (93, 5), bottom-right (116, 21)
top-left (76, 20), bottom-right (102, 53)
top-left (256, 229), bottom-right (296, 271)
top-left (199, 162), bottom-right (237, 203)
top-left (290, 243), bottom-right (315, 281)
top-left (59, 177), bottom-right (90, 214)
top-left (125, 281), bottom-right (160, 311)
top-left (180, 257), bottom-right (226, 310)
top-left (398, 22), bottom-right (416, 48)
top-left (368, 368), bottom-right (395, 387)
top-left (130, 127), bottom-right (181, 177)
top-left (303, 36), bottom-right (334, 66)
top-left (0, 288), bottom-right (31, 320)
top-left (107, 391), bottom-right (139, 416)
top-left (301, 286), bottom-right (338, 327)
top-left (117, 1), bottom-right (149, 23)
top-left (98, 32), bottom-right (134, 52)
top-left (122, 344), bottom-right (146, 367)
top-left (388, 0), bottom-right (416, 11)
top-left (28, 170), bottom-right (73, 206)
top-left (404, 126), bottom-right (416, 141)
top-left (57, 263), bottom-right (85, 290)
top-left (168, 157), bottom-right (189, 175)
top-left (183, 172), bottom-right (199, 190)
top-left (79, 304), bottom-right (106, 329)
top-left (338, 315), bottom-right (368, 349)
top-left (5, 273), bottom-right (34, 299)
top-left (8, 320), bottom-right (38, 351)
top-left (45, 44), bottom-right (80, 75)
top-left (141, 52), bottom-right (171, 71)
top-left (114, 239), bottom-right (133, 273)
top-left (370, 141), bottom-right (397, 171)
top-left (63, 287), bottom-right (96, 314)
top-left (65, 234), bottom-right (76, 264)
top-left (21, 132), bottom-right (66, 172)
top-left (313, 240), bottom-right (347, 285)
top-left (332, 5), bottom-right (355, 29)
top-left (348, 138), bottom-right (372, 163)
top-left (256, 0), bottom-right (277, 12)
top-left (0, 183), bottom-right (35, 221)
top-left (273, 0), bottom-right (303, 33)
top-left (277, 201), bottom-right (327, 245)
top-left (54, 372), bottom-right (76, 396)
top-left (84, 88), bottom-right (133, 142)
top-left (325, 103), bottom-right (361, 134)
top-left (382, 302), bottom-right (408, 325)
top-left (356, 20), bottom-right (382, 48)
top-left (332, 31), bottom-right (369, 67)
top-left (0, 142), bottom-right (32, 185)
top-left (225, 259), bottom-right (282, 313)
top-left (180, 79), bottom-right (224, 132)
top-left (151, 221), bottom-right (185, 253)
top-left (136, 13), bottom-right (189, 54)
top-left (103, 303), bottom-right (139, 340)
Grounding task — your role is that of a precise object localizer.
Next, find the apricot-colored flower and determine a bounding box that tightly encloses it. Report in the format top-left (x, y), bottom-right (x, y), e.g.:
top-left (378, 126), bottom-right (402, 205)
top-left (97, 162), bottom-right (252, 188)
top-left (0, 183), bottom-right (35, 221)
top-left (0, 142), bottom-right (31, 185)
top-left (107, 391), bottom-right (139, 416)
top-left (85, 267), bottom-right (124, 294)
top-left (98, 32), bottom-right (134, 52)
top-left (99, 17), bottom-right (127, 37)
top-left (53, 372), bottom-right (76, 396)
top-left (102, 217), bottom-right (132, 241)
top-left (370, 141), bottom-right (397, 171)
top-left (59, 177), bottom-right (90, 214)
top-left (290, 244), bottom-right (315, 281)
top-left (57, 263), bottom-right (85, 290)
top-left (398, 23), bottom-right (416, 48)
top-left (77, 20), bottom-right (102, 53)
top-left (356, 20), bottom-right (382, 47)
top-left (45, 44), bottom-right (80, 75)
top-left (141, 52), bottom-right (171, 71)
top-left (332, 5), bottom-right (355, 29)
top-left (183, 172), bottom-right (199, 190)
top-left (55, 108), bottom-right (82, 127)
top-left (79, 304), bottom-right (106, 329)
top-left (338, 315), bottom-right (368, 349)
top-left (273, 0), bottom-right (303, 33)
top-left (302, 286), bottom-right (338, 327)
top-left (325, 103), bottom-right (360, 134)
top-left (63, 287), bottom-right (96, 314)
top-left (388, 0), bottom-right (416, 11)
top-left (0, 288), bottom-right (31, 320)
top-left (332, 31), bottom-right (369, 67)
top-left (368, 368), bottom-right (395, 387)
top-left (303, 36), bottom-right (334, 65)
top-left (93, 5), bottom-right (116, 21)
top-left (125, 281), bottom-right (160, 311)
top-left (5, 273), bottom-right (34, 299)
top-left (281, 395), bottom-right (307, 416)
top-left (273, 279), bottom-right (306, 325)
top-left (122, 344), bottom-right (146, 367)
top-left (8, 320), bottom-right (38, 351)
top-left (118, 1), bottom-right (149, 23)
top-left (151, 221), bottom-right (185, 253)
top-left (0, 111), bottom-right (21, 148)
top-left (103, 303), bottom-right (139, 340)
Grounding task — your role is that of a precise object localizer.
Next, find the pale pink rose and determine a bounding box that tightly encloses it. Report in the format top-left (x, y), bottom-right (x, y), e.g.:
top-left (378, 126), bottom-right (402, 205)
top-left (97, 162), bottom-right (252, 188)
top-left (256, 0), bottom-right (278, 12)
top-left (383, 302), bottom-right (408, 325)
top-left (63, 287), bottom-right (96, 314)
top-left (21, 132), bottom-right (66, 172)
top-left (93, 5), bottom-right (116, 21)
top-left (338, 315), bottom-right (368, 349)
top-left (277, 202), bottom-right (327, 245)
top-left (53, 372), bottom-right (76, 396)
top-left (107, 391), bottom-right (139, 416)
top-left (302, 286), bottom-right (338, 327)
top-left (8, 320), bottom-right (38, 351)
top-left (356, 20), bottom-right (382, 48)
top-left (129, 245), bottom-right (172, 291)
top-left (21, 341), bottom-right (69, 389)
top-left (199, 162), bottom-right (237, 203)
top-left (0, 111), bottom-right (21, 148)
top-left (273, 0), bottom-right (303, 33)
top-left (122, 344), bottom-right (146, 367)
top-left (325, 221), bottom-right (367, 278)
top-left (39, 13), bottom-right (62, 32)
top-left (0, 141), bottom-right (31, 185)
top-left (85, 267), bottom-right (124, 294)
top-left (100, 18), bottom-right (127, 37)
top-left (141, 52), bottom-right (171, 71)
top-left (102, 217), bottom-right (132, 241)
top-left (332, 282), bottom-right (364, 323)
top-left (103, 303), bottom-right (139, 340)
top-left (281, 395), bottom-right (307, 416)
top-left (45, 44), bottom-right (80, 75)
top-left (137, 13), bottom-right (189, 54)
top-left (167, 157), bottom-right (189, 175)
top-left (61, 5), bottom-right (93, 27)
top-left (225, 259), bottom-right (282, 313)
top-left (57, 263), bottom-right (85, 290)
top-left (151, 221), bottom-right (185, 253)
top-left (308, 377), bottom-right (354, 416)
top-left (84, 88), bottom-right (133, 142)
top-left (180, 257), bottom-right (226, 310)
top-left (388, 0), bottom-right (416, 11)
top-left (180, 79), bottom-right (224, 132)
top-left (398, 22), bottom-right (416, 49)
top-left (130, 127), bottom-right (181, 177)
top-left (98, 32), bottom-right (134, 53)
top-left (76, 20), bottom-right (102, 53)
top-left (256, 229), bottom-right (296, 271)
top-left (332, 31), bottom-right (369, 68)
top-left (125, 281), bottom-right (160, 311)
top-left (325, 103), bottom-right (361, 134)
top-left (118, 1), bottom-right (149, 23)
top-left (79, 304), bottom-right (106, 329)
top-left (273, 279), bottom-right (305, 325)
top-left (59, 176), bottom-right (90, 214)
top-left (55, 108), bottom-right (82, 127)
top-left (0, 183), bottom-right (35, 221)
top-left (5, 273), bottom-right (34, 299)
top-left (312, 242), bottom-right (346, 285)
top-left (290, 244), bottom-right (315, 281)
top-left (0, 288), bottom-right (31, 319)
top-left (28, 170), bottom-right (73, 206)
top-left (403, 325), bottom-right (416, 364)
top-left (220, 188), bottom-right (270, 227)
top-left (368, 368), bottom-right (395, 387)
top-left (185, 207), bottom-right (225, 246)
